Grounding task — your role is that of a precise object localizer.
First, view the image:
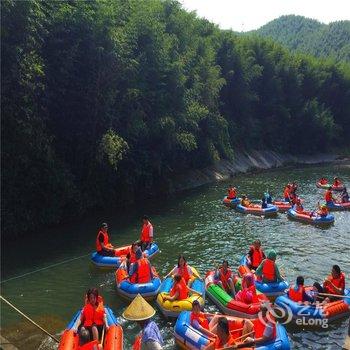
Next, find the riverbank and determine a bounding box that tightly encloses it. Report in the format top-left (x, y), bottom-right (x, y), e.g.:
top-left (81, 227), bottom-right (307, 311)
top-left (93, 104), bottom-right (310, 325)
top-left (172, 150), bottom-right (348, 192)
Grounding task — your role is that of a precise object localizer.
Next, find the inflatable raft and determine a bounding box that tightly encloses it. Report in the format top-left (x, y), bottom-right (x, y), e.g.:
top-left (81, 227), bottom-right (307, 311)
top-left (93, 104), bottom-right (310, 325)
top-left (156, 267), bottom-right (205, 317)
top-left (174, 311), bottom-right (290, 350)
top-left (235, 203), bottom-right (278, 217)
top-left (91, 242), bottom-right (159, 268)
top-left (115, 265), bottom-right (161, 300)
top-left (275, 288), bottom-right (350, 324)
top-left (58, 306), bottom-right (123, 350)
top-left (223, 196), bottom-right (240, 208)
top-left (273, 201), bottom-right (292, 212)
top-left (239, 256), bottom-right (289, 297)
top-left (287, 208), bottom-right (334, 226)
top-left (326, 201), bottom-right (350, 211)
top-left (205, 270), bottom-right (269, 319)
top-left (316, 181), bottom-right (344, 191)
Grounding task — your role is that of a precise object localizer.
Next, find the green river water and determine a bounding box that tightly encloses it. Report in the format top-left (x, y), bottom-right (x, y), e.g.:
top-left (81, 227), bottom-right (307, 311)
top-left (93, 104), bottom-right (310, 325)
top-left (1, 163), bottom-right (350, 349)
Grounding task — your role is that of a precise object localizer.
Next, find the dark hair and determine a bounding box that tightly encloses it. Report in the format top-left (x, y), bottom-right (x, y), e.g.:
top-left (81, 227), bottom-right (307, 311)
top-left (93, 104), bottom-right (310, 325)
top-left (332, 265), bottom-right (341, 274)
top-left (254, 240), bottom-right (261, 245)
top-left (328, 186), bottom-right (332, 190)
top-left (80, 328), bottom-right (91, 345)
top-left (177, 255), bottom-right (187, 267)
top-left (192, 299), bottom-right (200, 307)
top-left (86, 288), bottom-right (99, 304)
top-left (222, 260), bottom-right (229, 267)
top-left (313, 282), bottom-right (323, 293)
top-left (142, 215), bottom-right (149, 220)
top-left (217, 317), bottom-right (229, 335)
top-left (296, 276), bottom-right (304, 286)
top-left (174, 274), bottom-right (182, 282)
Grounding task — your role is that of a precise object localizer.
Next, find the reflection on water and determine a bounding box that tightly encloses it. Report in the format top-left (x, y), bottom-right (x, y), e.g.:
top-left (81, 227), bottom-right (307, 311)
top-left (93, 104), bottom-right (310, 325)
top-left (1, 164), bottom-right (350, 349)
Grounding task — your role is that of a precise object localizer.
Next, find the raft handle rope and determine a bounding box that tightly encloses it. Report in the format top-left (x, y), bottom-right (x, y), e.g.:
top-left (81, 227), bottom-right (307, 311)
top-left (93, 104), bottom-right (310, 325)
top-left (0, 295), bottom-right (60, 343)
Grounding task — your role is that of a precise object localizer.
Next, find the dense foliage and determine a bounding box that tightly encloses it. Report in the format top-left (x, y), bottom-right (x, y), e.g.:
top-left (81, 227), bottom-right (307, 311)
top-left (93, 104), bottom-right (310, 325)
top-left (2, 0), bottom-right (350, 236)
top-left (254, 15), bottom-right (350, 62)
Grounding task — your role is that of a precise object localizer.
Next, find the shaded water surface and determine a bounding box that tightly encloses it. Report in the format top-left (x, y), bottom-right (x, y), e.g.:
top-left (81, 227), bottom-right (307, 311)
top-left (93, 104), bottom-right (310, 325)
top-left (1, 163), bottom-right (350, 349)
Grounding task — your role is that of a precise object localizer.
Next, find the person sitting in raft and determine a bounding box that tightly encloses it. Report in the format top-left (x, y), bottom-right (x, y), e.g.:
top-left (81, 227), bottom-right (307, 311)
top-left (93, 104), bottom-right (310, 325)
top-left (294, 198), bottom-right (304, 213)
top-left (73, 288), bottom-right (109, 344)
top-left (123, 294), bottom-right (164, 350)
top-left (124, 242), bottom-right (141, 273)
top-left (316, 204), bottom-right (329, 217)
top-left (283, 184), bottom-right (291, 202)
top-left (214, 260), bottom-right (236, 296)
top-left (96, 223), bottom-right (115, 256)
top-left (264, 192), bottom-right (272, 204)
top-left (323, 265), bottom-right (345, 296)
top-left (241, 195), bottom-right (251, 207)
top-left (247, 240), bottom-right (266, 271)
top-left (78, 328), bottom-right (102, 350)
top-left (255, 249), bottom-right (284, 283)
top-left (162, 274), bottom-right (201, 302)
top-left (325, 187), bottom-right (334, 204)
top-left (227, 185), bottom-right (237, 200)
top-left (261, 197), bottom-right (267, 209)
top-left (341, 188), bottom-right (349, 203)
top-left (288, 276), bottom-right (314, 304)
top-left (310, 282), bottom-right (330, 304)
top-left (190, 300), bottom-right (218, 340)
top-left (319, 177), bottom-right (328, 185)
top-left (235, 273), bottom-right (258, 305)
top-left (140, 215), bottom-right (153, 251)
top-left (129, 248), bottom-right (154, 284)
top-left (333, 177), bottom-right (342, 187)
top-left (163, 255), bottom-right (199, 287)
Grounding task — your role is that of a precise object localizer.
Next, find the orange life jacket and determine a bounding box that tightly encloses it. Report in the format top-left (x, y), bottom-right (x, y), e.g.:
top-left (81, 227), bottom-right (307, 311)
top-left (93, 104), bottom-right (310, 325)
top-left (190, 312), bottom-right (209, 330)
top-left (283, 187), bottom-right (290, 198)
top-left (250, 246), bottom-right (264, 268)
top-left (219, 267), bottom-right (232, 291)
top-left (78, 340), bottom-right (99, 350)
top-left (214, 335), bottom-right (236, 348)
top-left (289, 285), bottom-right (304, 302)
top-left (170, 277), bottom-right (188, 300)
top-left (325, 190), bottom-right (333, 202)
top-left (96, 230), bottom-right (109, 252)
top-left (324, 272), bottom-right (345, 294)
top-left (178, 264), bottom-right (191, 284)
top-left (238, 284), bottom-right (258, 304)
top-left (254, 315), bottom-right (276, 339)
top-left (141, 221), bottom-right (153, 243)
top-left (82, 299), bottom-right (105, 327)
top-left (129, 250), bottom-right (137, 264)
top-left (132, 334), bottom-right (142, 350)
top-left (318, 206), bottom-right (328, 217)
top-left (130, 258), bottom-right (152, 284)
top-left (228, 188), bottom-right (236, 199)
top-left (262, 259), bottom-right (276, 282)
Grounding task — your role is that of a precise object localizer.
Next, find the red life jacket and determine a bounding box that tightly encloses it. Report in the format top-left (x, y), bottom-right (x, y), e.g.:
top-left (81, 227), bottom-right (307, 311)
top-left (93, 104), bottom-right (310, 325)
top-left (129, 250), bottom-right (137, 264)
top-left (178, 264), bottom-right (191, 284)
top-left (262, 259), bottom-right (276, 282)
top-left (82, 298), bottom-right (105, 327)
top-left (141, 221), bottom-right (153, 243)
top-left (130, 258), bottom-right (152, 284)
top-left (325, 190), bottom-right (333, 202)
top-left (254, 315), bottom-right (276, 339)
top-left (228, 188), bottom-right (236, 199)
top-left (289, 285), bottom-right (304, 302)
top-left (132, 334), bottom-right (142, 350)
top-left (170, 277), bottom-right (188, 300)
top-left (283, 187), bottom-right (290, 198)
top-left (250, 246), bottom-right (264, 268)
top-left (78, 340), bottom-right (99, 350)
top-left (324, 272), bottom-right (345, 294)
top-left (214, 335), bottom-right (236, 348)
top-left (320, 179), bottom-right (328, 185)
top-left (333, 179), bottom-right (341, 186)
top-left (238, 285), bottom-right (258, 304)
top-left (219, 267), bottom-right (232, 291)
top-left (190, 312), bottom-right (209, 330)
top-left (96, 230), bottom-right (109, 252)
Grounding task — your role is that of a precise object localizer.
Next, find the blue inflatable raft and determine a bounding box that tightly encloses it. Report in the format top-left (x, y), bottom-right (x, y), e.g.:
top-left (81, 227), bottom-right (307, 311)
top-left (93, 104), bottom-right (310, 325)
top-left (223, 196), bottom-right (240, 208)
top-left (275, 288), bottom-right (350, 325)
top-left (235, 203), bottom-right (278, 217)
top-left (91, 242), bottom-right (159, 268)
top-left (174, 311), bottom-right (290, 350)
top-left (287, 208), bottom-right (334, 226)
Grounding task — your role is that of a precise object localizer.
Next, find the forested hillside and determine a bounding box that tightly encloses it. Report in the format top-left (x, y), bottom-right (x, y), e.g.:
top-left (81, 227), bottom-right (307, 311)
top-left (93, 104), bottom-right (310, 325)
top-left (2, 0), bottom-right (350, 236)
top-left (255, 15), bottom-right (350, 62)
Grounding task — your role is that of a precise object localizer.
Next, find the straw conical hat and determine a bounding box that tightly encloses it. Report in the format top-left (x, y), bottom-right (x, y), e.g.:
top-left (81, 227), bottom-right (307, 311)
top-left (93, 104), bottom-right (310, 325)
top-left (122, 294), bottom-right (156, 321)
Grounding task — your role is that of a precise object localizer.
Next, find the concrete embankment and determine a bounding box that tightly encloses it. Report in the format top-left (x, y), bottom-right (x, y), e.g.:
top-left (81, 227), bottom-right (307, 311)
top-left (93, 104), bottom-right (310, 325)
top-left (172, 150), bottom-right (347, 192)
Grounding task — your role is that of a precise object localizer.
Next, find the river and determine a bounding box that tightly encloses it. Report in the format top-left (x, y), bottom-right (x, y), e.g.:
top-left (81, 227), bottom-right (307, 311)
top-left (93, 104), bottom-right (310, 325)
top-left (1, 163), bottom-right (350, 349)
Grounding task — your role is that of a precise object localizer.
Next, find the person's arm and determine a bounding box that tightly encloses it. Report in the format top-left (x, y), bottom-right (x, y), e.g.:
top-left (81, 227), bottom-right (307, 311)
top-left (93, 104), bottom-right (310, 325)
top-left (104, 313), bottom-right (109, 331)
top-left (99, 234), bottom-right (114, 252)
top-left (192, 320), bottom-right (216, 339)
top-left (255, 262), bottom-right (263, 277)
top-left (255, 322), bottom-right (274, 344)
top-left (163, 290), bottom-right (179, 301)
top-left (274, 264), bottom-right (283, 281)
top-left (164, 266), bottom-right (176, 279)
top-left (325, 279), bottom-right (344, 294)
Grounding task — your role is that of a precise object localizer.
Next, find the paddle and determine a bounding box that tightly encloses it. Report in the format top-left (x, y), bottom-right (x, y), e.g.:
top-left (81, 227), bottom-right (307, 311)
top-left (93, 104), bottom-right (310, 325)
top-left (318, 292), bottom-right (349, 299)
